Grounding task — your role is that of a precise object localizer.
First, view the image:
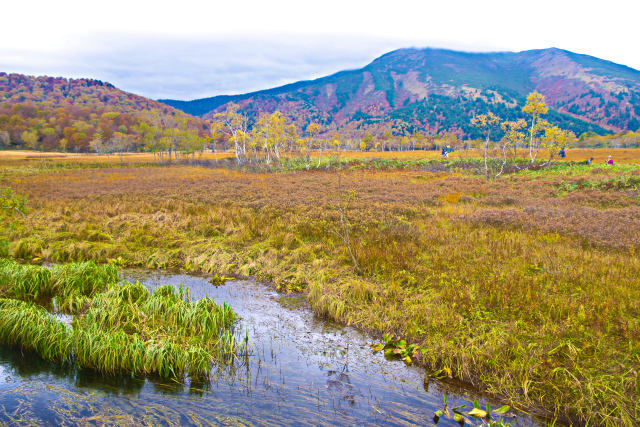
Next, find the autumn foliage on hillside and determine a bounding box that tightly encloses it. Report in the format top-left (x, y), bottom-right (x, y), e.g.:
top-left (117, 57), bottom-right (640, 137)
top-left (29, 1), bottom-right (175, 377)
top-left (2, 72), bottom-right (639, 159)
top-left (166, 48), bottom-right (640, 139)
top-left (0, 73), bottom-right (209, 153)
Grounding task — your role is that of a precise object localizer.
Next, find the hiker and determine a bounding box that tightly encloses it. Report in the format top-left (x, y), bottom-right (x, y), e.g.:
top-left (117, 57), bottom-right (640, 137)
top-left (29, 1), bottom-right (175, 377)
top-left (559, 148), bottom-right (566, 158)
top-left (607, 155), bottom-right (614, 165)
top-left (441, 147), bottom-right (448, 158)
top-left (584, 157), bottom-right (594, 165)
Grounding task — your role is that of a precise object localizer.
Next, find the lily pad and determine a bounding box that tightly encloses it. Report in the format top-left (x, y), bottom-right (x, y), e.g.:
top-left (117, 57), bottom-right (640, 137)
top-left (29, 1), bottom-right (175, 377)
top-left (467, 407), bottom-right (487, 418)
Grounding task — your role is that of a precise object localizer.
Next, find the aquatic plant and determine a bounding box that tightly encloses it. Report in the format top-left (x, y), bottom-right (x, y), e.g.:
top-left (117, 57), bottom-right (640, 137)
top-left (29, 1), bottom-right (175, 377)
top-left (0, 261), bottom-right (241, 380)
top-left (50, 261), bottom-right (119, 296)
top-left (0, 259), bottom-right (118, 306)
top-left (0, 298), bottom-right (71, 362)
top-left (0, 259), bottom-right (53, 299)
top-left (433, 394), bottom-right (511, 426)
top-left (372, 334), bottom-right (419, 364)
top-left (210, 273), bottom-right (227, 286)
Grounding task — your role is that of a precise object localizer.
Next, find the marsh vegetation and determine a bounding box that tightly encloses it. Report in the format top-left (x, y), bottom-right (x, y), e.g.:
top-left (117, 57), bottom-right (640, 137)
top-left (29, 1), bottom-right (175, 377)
top-left (0, 260), bottom-right (242, 380)
top-left (0, 149), bottom-right (639, 425)
top-left (0, 268), bottom-right (534, 425)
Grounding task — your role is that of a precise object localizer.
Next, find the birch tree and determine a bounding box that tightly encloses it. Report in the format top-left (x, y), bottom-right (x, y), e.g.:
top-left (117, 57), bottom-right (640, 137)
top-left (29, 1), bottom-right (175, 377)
top-left (471, 112), bottom-right (501, 180)
top-left (522, 91), bottom-right (548, 163)
top-left (212, 103), bottom-right (249, 164)
top-left (539, 125), bottom-right (575, 166)
top-left (499, 119), bottom-right (527, 176)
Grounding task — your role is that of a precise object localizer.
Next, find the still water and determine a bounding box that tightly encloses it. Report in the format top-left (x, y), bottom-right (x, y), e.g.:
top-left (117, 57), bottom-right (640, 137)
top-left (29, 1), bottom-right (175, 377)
top-left (0, 269), bottom-right (538, 426)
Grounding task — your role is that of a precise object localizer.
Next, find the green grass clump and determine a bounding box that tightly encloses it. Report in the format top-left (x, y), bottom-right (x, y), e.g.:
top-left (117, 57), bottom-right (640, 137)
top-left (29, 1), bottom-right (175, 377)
top-left (50, 261), bottom-right (119, 313)
top-left (0, 258), bottom-right (52, 299)
top-left (70, 324), bottom-right (214, 378)
top-left (50, 261), bottom-right (119, 296)
top-left (0, 259), bottom-right (118, 312)
top-left (0, 261), bottom-right (241, 380)
top-left (141, 284), bottom-right (237, 339)
top-left (0, 258), bottom-right (118, 298)
top-left (0, 298), bottom-right (71, 362)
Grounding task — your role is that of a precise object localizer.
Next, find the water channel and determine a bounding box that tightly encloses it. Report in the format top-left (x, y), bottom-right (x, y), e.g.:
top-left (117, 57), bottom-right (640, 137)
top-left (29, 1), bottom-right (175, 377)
top-left (0, 269), bottom-right (539, 426)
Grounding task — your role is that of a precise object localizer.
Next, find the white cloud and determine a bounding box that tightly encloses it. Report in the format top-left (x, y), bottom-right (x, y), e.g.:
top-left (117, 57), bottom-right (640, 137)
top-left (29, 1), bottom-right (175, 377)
top-left (1, 0), bottom-right (638, 99)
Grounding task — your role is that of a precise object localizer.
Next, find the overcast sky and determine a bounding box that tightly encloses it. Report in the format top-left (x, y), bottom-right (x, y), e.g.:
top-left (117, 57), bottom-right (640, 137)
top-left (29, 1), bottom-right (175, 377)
top-left (1, 0), bottom-right (639, 100)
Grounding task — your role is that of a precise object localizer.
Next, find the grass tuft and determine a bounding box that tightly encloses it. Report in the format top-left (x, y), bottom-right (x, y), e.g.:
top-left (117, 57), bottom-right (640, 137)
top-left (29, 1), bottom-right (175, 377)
top-left (0, 261), bottom-right (241, 380)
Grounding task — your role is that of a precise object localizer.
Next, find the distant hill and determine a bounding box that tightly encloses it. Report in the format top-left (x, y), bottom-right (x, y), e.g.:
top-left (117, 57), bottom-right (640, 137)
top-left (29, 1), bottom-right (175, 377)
top-left (0, 73), bottom-right (207, 152)
top-left (161, 47), bottom-right (640, 138)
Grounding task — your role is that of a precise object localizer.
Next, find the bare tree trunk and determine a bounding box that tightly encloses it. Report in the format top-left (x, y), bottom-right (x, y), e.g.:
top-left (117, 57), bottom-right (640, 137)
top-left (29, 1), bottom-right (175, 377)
top-left (529, 117), bottom-right (536, 163)
top-left (328, 173), bottom-right (359, 271)
top-left (484, 135), bottom-right (489, 180)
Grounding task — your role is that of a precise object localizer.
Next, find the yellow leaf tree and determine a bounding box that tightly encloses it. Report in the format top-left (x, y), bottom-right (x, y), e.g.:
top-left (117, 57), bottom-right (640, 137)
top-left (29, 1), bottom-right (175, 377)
top-left (470, 112), bottom-right (501, 180)
top-left (522, 91), bottom-right (549, 163)
top-left (499, 119), bottom-right (527, 175)
top-left (539, 125), bottom-right (575, 165)
top-left (212, 102), bottom-right (249, 164)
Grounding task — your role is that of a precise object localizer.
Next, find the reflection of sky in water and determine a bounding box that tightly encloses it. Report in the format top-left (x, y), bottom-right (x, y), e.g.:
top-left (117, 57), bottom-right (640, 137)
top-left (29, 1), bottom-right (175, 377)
top-left (0, 270), bottom-right (539, 426)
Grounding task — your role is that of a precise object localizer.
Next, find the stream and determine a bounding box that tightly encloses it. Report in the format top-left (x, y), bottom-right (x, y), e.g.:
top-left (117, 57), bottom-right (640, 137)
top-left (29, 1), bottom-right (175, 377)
top-left (0, 269), bottom-right (539, 426)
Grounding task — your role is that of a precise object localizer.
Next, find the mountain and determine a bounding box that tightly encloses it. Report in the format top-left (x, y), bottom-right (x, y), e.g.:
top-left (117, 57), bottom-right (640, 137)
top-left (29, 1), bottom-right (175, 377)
top-left (160, 47), bottom-right (640, 138)
top-left (0, 73), bottom-right (207, 152)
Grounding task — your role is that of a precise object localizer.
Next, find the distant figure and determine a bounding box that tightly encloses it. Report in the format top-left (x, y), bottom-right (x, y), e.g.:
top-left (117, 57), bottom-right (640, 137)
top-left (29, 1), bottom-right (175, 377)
top-left (441, 147), bottom-right (447, 158)
top-left (607, 155), bottom-right (614, 165)
top-left (584, 157), bottom-right (594, 165)
top-left (559, 148), bottom-right (566, 158)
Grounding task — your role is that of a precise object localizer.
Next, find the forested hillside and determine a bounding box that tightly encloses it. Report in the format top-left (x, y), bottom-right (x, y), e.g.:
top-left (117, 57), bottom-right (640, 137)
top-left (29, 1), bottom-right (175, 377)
top-left (0, 73), bottom-right (209, 153)
top-left (162, 47), bottom-right (640, 138)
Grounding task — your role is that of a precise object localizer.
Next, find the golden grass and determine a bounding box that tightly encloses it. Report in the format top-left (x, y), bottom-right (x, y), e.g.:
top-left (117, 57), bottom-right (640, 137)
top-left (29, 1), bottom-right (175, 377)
top-left (1, 157), bottom-right (639, 425)
top-left (560, 147), bottom-right (640, 163)
top-left (336, 147), bottom-right (640, 164)
top-left (0, 150), bottom-right (234, 164)
top-left (2, 147), bottom-right (640, 165)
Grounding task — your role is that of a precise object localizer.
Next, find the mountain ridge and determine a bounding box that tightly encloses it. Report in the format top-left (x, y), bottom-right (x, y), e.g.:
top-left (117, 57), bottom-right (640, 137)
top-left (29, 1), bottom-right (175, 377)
top-left (160, 47), bottom-right (640, 138)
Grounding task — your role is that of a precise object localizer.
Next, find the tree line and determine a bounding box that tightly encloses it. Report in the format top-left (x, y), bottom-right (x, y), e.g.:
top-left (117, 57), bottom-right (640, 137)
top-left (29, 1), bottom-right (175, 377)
top-left (2, 79), bottom-right (639, 167)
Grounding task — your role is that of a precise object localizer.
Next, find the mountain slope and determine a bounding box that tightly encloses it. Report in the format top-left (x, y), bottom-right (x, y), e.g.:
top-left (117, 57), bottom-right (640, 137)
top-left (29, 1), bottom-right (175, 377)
top-left (0, 73), bottom-right (207, 152)
top-left (161, 47), bottom-right (640, 137)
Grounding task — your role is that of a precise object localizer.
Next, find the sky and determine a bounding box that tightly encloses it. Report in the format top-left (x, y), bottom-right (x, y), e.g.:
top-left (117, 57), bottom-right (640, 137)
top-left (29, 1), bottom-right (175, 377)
top-left (1, 0), bottom-right (639, 100)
